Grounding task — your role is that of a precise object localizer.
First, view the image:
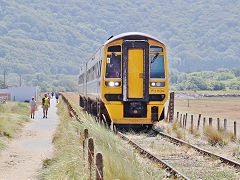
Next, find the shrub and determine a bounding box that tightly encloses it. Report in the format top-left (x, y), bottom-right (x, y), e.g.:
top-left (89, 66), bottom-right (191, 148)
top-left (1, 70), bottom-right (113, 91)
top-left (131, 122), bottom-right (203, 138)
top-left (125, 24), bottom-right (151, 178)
top-left (203, 126), bottom-right (224, 146)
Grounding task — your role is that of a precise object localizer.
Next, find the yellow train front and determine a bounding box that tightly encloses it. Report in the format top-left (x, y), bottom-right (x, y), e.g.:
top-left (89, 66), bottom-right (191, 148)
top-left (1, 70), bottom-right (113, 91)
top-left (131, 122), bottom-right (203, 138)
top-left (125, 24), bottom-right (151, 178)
top-left (78, 32), bottom-right (168, 128)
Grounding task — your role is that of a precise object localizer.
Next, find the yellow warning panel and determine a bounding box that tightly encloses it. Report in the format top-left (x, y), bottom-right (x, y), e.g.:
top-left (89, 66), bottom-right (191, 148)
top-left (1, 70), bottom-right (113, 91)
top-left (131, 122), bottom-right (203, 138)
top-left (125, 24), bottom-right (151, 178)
top-left (128, 49), bottom-right (143, 98)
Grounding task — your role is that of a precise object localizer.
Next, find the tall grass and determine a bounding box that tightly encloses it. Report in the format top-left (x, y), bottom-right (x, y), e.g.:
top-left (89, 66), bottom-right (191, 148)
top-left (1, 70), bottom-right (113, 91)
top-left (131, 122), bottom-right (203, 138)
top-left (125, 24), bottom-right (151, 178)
top-left (39, 98), bottom-right (166, 179)
top-left (0, 102), bottom-right (30, 149)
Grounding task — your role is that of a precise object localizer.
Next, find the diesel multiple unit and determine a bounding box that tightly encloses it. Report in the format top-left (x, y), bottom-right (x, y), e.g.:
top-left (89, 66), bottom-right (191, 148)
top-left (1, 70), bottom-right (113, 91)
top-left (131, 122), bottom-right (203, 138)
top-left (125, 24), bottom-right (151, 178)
top-left (78, 32), bottom-right (168, 128)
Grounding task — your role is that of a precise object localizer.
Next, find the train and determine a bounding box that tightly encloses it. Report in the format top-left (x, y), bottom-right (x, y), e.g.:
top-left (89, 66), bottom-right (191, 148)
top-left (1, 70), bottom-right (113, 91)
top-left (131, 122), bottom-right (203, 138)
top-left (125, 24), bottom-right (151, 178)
top-left (78, 32), bottom-right (168, 129)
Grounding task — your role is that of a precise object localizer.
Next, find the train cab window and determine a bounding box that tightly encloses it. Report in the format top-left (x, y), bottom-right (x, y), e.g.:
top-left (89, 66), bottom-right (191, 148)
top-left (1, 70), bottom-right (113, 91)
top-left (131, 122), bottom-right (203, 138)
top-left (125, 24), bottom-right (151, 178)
top-left (150, 54), bottom-right (165, 78)
top-left (108, 45), bottom-right (121, 52)
top-left (150, 46), bottom-right (163, 52)
top-left (105, 54), bottom-right (121, 78)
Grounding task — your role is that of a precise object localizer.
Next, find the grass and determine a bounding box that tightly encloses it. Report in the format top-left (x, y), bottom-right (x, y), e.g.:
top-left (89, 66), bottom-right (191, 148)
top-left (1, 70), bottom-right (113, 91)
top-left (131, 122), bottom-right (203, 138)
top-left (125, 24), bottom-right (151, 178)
top-left (203, 126), bottom-right (225, 146)
top-left (39, 97), bottom-right (166, 179)
top-left (0, 102), bottom-right (30, 150)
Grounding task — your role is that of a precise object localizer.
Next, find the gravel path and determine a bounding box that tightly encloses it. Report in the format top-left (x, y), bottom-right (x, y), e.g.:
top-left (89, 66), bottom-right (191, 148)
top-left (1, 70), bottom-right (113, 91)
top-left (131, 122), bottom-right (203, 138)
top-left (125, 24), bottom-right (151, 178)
top-left (0, 98), bottom-right (58, 180)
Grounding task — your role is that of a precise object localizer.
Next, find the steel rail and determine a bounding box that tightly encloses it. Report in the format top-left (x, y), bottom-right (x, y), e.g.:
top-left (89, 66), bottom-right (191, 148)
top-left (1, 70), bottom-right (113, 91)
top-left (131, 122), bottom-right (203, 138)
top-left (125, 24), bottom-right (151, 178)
top-left (117, 131), bottom-right (191, 180)
top-left (153, 127), bottom-right (240, 168)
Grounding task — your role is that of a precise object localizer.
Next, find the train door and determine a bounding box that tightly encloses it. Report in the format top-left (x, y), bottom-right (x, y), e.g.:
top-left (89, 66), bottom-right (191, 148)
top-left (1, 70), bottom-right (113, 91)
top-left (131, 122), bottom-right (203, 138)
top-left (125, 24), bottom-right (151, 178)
top-left (122, 40), bottom-right (149, 102)
top-left (128, 49), bottom-right (144, 98)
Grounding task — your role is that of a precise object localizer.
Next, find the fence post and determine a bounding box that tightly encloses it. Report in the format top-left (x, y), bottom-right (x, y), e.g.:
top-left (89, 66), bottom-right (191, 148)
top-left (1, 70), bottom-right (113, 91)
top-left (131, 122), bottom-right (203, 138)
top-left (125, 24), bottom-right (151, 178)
top-left (83, 129), bottom-right (89, 159)
top-left (234, 121), bottom-right (237, 138)
top-left (209, 118), bottom-right (212, 126)
top-left (180, 114), bottom-right (182, 127)
top-left (177, 112), bottom-right (179, 121)
top-left (96, 153), bottom-right (103, 180)
top-left (224, 119), bottom-right (227, 137)
top-left (169, 92), bottom-right (175, 123)
top-left (191, 115), bottom-right (193, 127)
top-left (197, 114), bottom-right (201, 130)
top-left (185, 113), bottom-right (188, 128)
top-left (183, 114), bottom-right (185, 128)
top-left (203, 117), bottom-right (206, 127)
top-left (88, 138), bottom-right (94, 180)
top-left (217, 118), bottom-right (220, 131)
top-left (165, 105), bottom-right (169, 122)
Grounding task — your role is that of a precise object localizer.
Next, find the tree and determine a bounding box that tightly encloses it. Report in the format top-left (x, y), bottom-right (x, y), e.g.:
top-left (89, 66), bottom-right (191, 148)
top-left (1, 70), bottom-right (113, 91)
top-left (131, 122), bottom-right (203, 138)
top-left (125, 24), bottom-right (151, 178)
top-left (211, 81), bottom-right (226, 90)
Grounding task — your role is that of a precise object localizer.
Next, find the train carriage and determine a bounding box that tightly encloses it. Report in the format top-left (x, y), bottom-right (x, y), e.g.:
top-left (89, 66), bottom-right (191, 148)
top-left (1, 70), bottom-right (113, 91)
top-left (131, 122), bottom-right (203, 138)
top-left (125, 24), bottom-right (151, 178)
top-left (78, 32), bottom-right (168, 128)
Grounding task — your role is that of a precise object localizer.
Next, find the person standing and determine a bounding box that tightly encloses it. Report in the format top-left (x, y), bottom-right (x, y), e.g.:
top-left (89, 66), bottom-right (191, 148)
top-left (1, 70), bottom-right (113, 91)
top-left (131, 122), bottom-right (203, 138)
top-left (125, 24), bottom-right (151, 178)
top-left (42, 94), bottom-right (50, 118)
top-left (29, 97), bottom-right (37, 119)
top-left (55, 91), bottom-right (59, 103)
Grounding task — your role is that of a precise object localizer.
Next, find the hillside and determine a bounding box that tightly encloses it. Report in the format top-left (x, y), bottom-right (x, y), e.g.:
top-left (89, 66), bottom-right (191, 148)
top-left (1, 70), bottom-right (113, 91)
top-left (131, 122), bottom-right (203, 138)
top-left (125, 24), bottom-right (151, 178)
top-left (0, 0), bottom-right (240, 89)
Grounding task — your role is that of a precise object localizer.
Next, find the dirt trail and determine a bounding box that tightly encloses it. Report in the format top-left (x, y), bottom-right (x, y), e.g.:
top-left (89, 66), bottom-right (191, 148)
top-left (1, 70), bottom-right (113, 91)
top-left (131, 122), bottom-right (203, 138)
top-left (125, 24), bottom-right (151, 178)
top-left (0, 98), bottom-right (58, 180)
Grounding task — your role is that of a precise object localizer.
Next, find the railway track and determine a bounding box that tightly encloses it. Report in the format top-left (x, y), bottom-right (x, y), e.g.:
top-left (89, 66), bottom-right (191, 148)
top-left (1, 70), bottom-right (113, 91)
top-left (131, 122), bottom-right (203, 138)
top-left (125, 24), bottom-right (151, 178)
top-left (152, 127), bottom-right (240, 168)
top-left (122, 128), bottom-right (240, 179)
top-left (117, 131), bottom-right (190, 179)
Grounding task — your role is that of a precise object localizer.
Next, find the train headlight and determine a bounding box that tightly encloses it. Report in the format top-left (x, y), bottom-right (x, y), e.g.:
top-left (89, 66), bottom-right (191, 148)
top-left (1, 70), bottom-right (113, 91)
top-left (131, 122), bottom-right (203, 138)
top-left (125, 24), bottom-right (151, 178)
top-left (105, 81), bottom-right (121, 87)
top-left (114, 82), bottom-right (120, 86)
top-left (151, 82), bottom-right (156, 87)
top-left (109, 81), bottom-right (115, 87)
top-left (150, 82), bottom-right (165, 87)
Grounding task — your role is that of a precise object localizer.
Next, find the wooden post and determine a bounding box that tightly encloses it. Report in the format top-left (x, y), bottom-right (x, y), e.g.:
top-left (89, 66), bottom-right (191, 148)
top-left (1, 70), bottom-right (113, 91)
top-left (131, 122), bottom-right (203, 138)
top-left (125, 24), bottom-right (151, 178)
top-left (88, 138), bottom-right (94, 180)
top-left (183, 114), bottom-right (185, 128)
top-left (180, 114), bottom-right (182, 127)
top-left (224, 119), bottom-right (227, 137)
top-left (217, 118), bottom-right (220, 131)
top-left (177, 112), bottom-right (179, 121)
top-left (197, 114), bottom-right (201, 130)
top-left (191, 115), bottom-right (194, 127)
top-left (84, 129), bottom-right (88, 139)
top-left (169, 92), bottom-right (175, 123)
top-left (203, 117), bottom-right (206, 127)
top-left (96, 153), bottom-right (103, 180)
top-left (185, 113), bottom-right (188, 128)
top-left (209, 118), bottom-right (212, 126)
top-left (234, 121), bottom-right (237, 138)
top-left (165, 105), bottom-right (169, 122)
top-left (83, 129), bottom-right (88, 158)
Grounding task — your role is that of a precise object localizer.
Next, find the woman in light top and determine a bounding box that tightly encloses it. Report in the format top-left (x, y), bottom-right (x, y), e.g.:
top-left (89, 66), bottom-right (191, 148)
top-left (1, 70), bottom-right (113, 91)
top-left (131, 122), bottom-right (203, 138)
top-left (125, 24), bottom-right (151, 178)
top-left (30, 97), bottom-right (37, 119)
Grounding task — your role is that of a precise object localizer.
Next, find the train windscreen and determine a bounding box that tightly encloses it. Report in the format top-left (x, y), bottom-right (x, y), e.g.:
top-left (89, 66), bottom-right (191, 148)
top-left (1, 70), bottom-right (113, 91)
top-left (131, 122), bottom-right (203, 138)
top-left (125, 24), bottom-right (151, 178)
top-left (150, 54), bottom-right (165, 78)
top-left (105, 54), bottom-right (121, 78)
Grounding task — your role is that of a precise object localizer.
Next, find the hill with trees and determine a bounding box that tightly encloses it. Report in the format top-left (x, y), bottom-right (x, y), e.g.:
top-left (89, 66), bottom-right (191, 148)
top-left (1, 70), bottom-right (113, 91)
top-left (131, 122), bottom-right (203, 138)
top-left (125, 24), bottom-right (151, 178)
top-left (0, 0), bottom-right (239, 91)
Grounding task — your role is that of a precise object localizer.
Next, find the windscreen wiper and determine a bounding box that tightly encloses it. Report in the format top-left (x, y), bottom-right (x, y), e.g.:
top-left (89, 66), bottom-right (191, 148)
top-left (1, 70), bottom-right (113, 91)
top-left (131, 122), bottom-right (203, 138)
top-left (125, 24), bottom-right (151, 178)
top-left (151, 53), bottom-right (159, 63)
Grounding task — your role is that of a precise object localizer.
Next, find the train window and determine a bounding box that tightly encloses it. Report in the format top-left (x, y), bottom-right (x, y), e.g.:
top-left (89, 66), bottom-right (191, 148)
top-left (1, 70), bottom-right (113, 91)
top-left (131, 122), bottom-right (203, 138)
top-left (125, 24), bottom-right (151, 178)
top-left (150, 46), bottom-right (163, 52)
top-left (107, 45), bottom-right (121, 52)
top-left (150, 54), bottom-right (165, 78)
top-left (105, 54), bottom-right (121, 78)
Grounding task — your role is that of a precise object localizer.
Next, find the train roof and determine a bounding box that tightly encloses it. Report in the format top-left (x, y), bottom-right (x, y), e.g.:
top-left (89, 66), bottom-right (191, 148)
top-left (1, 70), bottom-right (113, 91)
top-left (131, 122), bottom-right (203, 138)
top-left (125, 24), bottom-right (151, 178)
top-left (104, 32), bottom-right (164, 46)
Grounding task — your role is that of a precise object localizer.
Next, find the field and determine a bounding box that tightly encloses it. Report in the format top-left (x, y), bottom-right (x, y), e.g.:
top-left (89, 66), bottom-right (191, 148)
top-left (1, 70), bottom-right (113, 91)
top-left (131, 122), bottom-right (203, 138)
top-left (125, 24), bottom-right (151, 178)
top-left (173, 96), bottom-right (240, 138)
top-left (175, 97), bottom-right (240, 120)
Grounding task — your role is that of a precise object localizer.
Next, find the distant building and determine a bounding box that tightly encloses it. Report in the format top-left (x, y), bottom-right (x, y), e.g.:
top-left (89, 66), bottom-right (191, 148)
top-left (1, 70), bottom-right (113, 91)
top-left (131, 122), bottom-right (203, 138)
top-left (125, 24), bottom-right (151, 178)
top-left (0, 86), bottom-right (40, 102)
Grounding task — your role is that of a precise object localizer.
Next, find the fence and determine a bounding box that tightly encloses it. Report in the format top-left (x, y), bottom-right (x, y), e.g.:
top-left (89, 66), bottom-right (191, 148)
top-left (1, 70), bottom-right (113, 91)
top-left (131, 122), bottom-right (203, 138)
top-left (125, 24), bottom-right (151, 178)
top-left (167, 92), bottom-right (239, 138)
top-left (174, 112), bottom-right (238, 138)
top-left (81, 128), bottom-right (103, 180)
top-left (61, 93), bottom-right (104, 180)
